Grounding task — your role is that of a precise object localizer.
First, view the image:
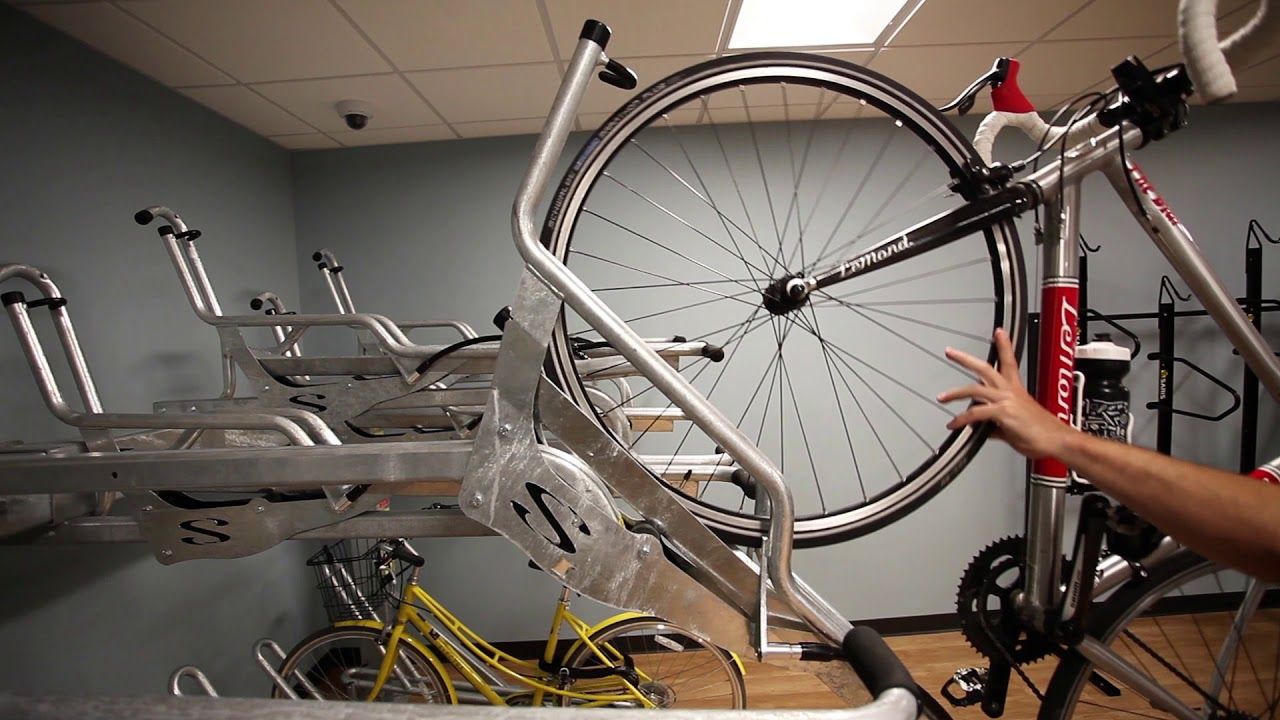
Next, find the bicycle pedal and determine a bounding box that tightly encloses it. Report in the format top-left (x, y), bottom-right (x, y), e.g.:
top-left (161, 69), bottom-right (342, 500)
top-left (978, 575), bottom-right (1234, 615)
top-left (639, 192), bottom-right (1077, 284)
top-left (941, 666), bottom-right (988, 708)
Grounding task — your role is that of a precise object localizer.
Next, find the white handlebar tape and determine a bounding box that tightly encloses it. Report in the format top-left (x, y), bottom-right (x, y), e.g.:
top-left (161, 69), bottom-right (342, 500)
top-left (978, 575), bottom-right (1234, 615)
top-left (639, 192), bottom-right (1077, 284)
top-left (1181, 0), bottom-right (1236, 102)
top-left (1181, 0), bottom-right (1276, 104)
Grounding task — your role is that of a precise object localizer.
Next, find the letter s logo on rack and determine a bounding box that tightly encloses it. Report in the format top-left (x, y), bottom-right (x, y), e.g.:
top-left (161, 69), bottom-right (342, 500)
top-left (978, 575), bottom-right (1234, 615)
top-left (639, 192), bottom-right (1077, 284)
top-left (178, 517), bottom-right (232, 545)
top-left (511, 482), bottom-right (591, 554)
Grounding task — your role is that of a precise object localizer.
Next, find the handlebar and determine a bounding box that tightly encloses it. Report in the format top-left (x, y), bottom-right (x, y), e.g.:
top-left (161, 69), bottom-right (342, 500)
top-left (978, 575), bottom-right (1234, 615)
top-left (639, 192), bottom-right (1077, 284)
top-left (1181, 0), bottom-right (1277, 103)
top-left (971, 0), bottom-right (1273, 164)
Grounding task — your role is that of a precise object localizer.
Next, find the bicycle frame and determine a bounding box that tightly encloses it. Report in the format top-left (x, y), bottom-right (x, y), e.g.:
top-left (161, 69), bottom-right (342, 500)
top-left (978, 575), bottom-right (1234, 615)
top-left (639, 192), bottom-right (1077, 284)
top-left (803, 94), bottom-right (1280, 718)
top-left (361, 580), bottom-right (661, 707)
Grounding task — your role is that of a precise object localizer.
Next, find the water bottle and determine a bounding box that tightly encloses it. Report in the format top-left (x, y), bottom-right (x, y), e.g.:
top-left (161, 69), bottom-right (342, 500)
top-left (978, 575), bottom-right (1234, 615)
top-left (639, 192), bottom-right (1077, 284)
top-left (1075, 333), bottom-right (1132, 443)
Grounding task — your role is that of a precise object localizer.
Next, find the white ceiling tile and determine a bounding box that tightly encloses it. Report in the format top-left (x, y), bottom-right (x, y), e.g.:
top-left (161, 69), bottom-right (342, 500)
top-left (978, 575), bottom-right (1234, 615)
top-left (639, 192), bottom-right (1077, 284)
top-left (889, 0), bottom-right (1090, 45)
top-left (406, 63), bottom-right (562, 123)
top-left (1237, 54), bottom-right (1280, 87)
top-left (178, 85), bottom-right (314, 135)
top-left (1047, 0), bottom-right (1254, 40)
top-left (869, 43), bottom-right (1024, 102)
top-left (254, 74), bottom-right (440, 133)
top-left (1017, 37), bottom-right (1171, 95)
top-left (329, 124), bottom-right (457, 146)
top-left (23, 2), bottom-right (234, 87)
top-left (117, 0), bottom-right (391, 82)
top-left (545, 0), bottom-right (729, 58)
top-left (271, 133), bottom-right (341, 150)
top-left (576, 55), bottom-right (713, 114)
top-left (1229, 85), bottom-right (1280, 103)
top-left (335, 0), bottom-right (553, 70)
top-left (453, 117), bottom-right (548, 138)
top-left (820, 50), bottom-right (875, 66)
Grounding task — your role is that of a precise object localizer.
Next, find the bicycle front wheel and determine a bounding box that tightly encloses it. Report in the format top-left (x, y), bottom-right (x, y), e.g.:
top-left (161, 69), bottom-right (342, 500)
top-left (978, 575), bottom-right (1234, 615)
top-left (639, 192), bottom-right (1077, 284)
top-left (544, 52), bottom-right (1025, 546)
top-left (1040, 551), bottom-right (1280, 719)
top-left (559, 616), bottom-right (746, 708)
top-left (273, 626), bottom-right (452, 703)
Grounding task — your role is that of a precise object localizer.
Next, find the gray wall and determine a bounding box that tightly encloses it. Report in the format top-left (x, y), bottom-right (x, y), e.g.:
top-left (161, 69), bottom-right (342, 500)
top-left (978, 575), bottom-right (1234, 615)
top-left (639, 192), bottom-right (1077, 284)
top-left (0, 6), bottom-right (323, 697)
top-left (292, 101), bottom-right (1280, 637)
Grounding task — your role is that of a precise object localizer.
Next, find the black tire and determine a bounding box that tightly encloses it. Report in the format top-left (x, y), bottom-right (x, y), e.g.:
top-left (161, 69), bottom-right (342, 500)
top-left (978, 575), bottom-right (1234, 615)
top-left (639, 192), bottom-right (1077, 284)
top-left (559, 616), bottom-right (747, 708)
top-left (273, 625), bottom-right (452, 703)
top-left (1039, 551), bottom-right (1280, 719)
top-left (543, 52), bottom-right (1025, 546)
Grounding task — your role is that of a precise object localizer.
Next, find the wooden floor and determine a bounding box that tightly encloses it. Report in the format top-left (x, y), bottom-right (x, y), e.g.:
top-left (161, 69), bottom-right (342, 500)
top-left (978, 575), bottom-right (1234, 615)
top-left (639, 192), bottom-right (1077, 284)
top-left (740, 611), bottom-right (1280, 717)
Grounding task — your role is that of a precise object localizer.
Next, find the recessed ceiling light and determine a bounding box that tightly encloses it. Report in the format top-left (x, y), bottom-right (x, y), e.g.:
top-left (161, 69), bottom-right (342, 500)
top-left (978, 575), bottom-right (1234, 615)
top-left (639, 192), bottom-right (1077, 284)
top-left (728, 0), bottom-right (913, 49)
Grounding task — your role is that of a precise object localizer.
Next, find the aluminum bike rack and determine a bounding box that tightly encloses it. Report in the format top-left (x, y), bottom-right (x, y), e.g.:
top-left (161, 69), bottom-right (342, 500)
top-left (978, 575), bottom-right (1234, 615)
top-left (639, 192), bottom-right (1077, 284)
top-left (0, 20), bottom-right (923, 715)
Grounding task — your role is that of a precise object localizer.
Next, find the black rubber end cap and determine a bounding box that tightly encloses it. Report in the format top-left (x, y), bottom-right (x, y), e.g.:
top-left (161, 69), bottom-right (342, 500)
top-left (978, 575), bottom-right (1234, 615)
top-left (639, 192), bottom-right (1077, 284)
top-left (134, 209), bottom-right (155, 225)
top-left (702, 344), bottom-right (725, 362)
top-left (493, 305), bottom-right (513, 331)
top-left (311, 251), bottom-right (323, 262)
top-left (249, 298), bottom-right (264, 311)
top-left (842, 626), bottom-right (916, 698)
top-left (1, 291), bottom-right (26, 307)
top-left (580, 19), bottom-right (611, 47)
top-left (730, 468), bottom-right (757, 501)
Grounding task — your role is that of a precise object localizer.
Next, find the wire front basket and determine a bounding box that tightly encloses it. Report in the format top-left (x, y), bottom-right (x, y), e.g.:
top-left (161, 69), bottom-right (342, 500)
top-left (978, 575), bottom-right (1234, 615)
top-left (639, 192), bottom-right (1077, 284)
top-left (307, 539), bottom-right (406, 624)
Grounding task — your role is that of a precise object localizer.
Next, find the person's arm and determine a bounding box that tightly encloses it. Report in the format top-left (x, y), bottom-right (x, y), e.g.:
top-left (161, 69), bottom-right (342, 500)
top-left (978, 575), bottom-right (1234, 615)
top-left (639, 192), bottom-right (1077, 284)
top-left (940, 328), bottom-right (1280, 583)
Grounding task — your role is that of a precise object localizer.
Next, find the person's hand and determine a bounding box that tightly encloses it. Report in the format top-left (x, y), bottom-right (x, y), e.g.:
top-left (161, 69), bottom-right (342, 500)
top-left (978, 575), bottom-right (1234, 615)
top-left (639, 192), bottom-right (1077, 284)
top-left (937, 328), bottom-right (1077, 460)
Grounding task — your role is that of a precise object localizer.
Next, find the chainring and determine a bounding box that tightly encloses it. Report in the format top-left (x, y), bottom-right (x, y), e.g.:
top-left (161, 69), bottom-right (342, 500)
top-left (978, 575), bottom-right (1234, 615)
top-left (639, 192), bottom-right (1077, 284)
top-left (956, 536), bottom-right (1057, 665)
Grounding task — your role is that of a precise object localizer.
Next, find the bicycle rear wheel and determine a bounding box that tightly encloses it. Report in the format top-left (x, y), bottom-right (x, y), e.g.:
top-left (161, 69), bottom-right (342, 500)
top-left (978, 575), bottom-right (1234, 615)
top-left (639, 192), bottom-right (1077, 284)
top-left (1040, 551), bottom-right (1280, 719)
top-left (273, 626), bottom-right (452, 703)
top-left (559, 616), bottom-right (746, 708)
top-left (544, 53), bottom-right (1025, 546)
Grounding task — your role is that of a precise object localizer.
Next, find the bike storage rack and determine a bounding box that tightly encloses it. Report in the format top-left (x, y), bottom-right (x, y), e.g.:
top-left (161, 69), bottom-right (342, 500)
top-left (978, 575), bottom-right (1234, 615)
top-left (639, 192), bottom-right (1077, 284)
top-left (0, 23), bottom-right (929, 720)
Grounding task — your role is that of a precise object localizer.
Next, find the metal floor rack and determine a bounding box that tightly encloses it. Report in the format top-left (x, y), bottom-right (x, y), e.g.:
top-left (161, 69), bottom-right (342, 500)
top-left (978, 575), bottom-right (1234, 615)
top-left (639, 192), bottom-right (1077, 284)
top-left (0, 20), bottom-right (925, 720)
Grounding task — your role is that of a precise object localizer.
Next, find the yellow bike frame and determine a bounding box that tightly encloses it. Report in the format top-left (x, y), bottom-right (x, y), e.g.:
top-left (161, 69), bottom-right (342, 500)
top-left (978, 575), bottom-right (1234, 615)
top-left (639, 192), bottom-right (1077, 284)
top-left (355, 583), bottom-right (662, 707)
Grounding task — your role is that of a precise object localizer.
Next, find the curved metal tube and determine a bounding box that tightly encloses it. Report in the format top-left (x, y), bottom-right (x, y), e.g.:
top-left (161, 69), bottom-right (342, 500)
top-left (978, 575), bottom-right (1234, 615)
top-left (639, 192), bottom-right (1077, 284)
top-left (167, 666), bottom-right (218, 697)
top-left (0, 263), bottom-right (103, 414)
top-left (4, 299), bottom-right (317, 447)
top-left (508, 36), bottom-right (846, 645)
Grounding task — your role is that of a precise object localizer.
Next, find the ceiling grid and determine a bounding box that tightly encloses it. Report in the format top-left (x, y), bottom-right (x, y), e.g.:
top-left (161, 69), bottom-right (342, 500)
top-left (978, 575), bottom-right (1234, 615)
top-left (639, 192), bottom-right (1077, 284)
top-left (10, 0), bottom-right (1279, 151)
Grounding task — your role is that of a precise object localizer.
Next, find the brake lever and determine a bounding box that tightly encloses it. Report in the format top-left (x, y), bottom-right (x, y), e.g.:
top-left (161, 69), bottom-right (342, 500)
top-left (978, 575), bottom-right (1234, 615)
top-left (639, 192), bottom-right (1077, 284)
top-left (938, 57), bottom-right (1011, 115)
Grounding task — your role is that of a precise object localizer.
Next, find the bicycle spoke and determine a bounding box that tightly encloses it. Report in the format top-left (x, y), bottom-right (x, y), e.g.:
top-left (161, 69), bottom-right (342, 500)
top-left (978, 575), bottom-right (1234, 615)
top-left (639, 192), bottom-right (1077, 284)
top-left (601, 171), bottom-right (774, 281)
top-left (804, 299), bottom-right (867, 501)
top-left (704, 100), bottom-right (778, 277)
top-left (816, 292), bottom-right (991, 344)
top-left (805, 121), bottom-right (896, 269)
top-left (738, 85), bottom-right (786, 273)
top-left (781, 342), bottom-right (826, 513)
top-left (580, 210), bottom-right (760, 294)
top-left (641, 126), bottom-right (771, 291)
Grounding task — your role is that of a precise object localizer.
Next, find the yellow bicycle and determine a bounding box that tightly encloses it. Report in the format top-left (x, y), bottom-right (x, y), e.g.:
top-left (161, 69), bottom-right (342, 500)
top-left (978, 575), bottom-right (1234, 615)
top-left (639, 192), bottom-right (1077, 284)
top-left (273, 538), bottom-right (746, 708)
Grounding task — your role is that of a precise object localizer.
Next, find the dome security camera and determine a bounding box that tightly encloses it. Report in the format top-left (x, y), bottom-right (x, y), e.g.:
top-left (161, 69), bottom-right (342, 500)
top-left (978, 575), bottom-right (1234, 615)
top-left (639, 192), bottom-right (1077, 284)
top-left (336, 99), bottom-right (373, 130)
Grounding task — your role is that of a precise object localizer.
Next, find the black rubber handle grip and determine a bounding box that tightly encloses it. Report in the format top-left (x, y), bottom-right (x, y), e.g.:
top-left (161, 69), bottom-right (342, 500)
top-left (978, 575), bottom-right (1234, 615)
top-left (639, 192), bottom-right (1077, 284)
top-left (580, 19), bottom-right (612, 48)
top-left (841, 626), bottom-right (916, 697)
top-left (600, 58), bottom-right (638, 90)
top-left (391, 543), bottom-right (425, 568)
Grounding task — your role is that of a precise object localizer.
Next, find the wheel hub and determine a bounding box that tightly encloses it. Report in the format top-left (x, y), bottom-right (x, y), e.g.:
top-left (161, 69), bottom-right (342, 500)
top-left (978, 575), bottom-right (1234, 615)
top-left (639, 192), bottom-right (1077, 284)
top-left (639, 681), bottom-right (676, 708)
top-left (761, 273), bottom-right (811, 316)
